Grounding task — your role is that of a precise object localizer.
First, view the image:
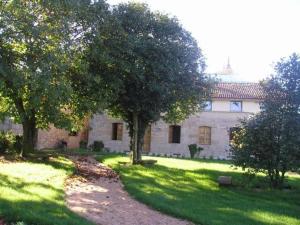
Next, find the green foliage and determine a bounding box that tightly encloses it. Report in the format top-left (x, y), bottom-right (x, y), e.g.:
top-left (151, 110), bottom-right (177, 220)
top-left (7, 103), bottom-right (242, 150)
top-left (55, 139), bottom-right (68, 151)
top-left (0, 0), bottom-right (101, 155)
top-left (0, 131), bottom-right (18, 154)
top-left (188, 144), bottom-right (203, 159)
top-left (79, 140), bottom-right (88, 149)
top-left (84, 2), bottom-right (210, 163)
top-left (230, 54), bottom-right (300, 188)
top-left (90, 141), bottom-right (104, 152)
top-left (99, 155), bottom-right (300, 225)
top-left (12, 222), bottom-right (28, 225)
top-left (13, 135), bottom-right (23, 154)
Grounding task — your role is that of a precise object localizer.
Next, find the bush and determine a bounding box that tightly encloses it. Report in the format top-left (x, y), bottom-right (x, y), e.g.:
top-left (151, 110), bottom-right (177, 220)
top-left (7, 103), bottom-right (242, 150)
top-left (14, 135), bottom-right (23, 154)
top-left (188, 144), bottom-right (203, 159)
top-left (90, 141), bottom-right (104, 152)
top-left (56, 139), bottom-right (68, 150)
top-left (0, 131), bottom-right (17, 154)
top-left (230, 54), bottom-right (300, 189)
top-left (79, 140), bottom-right (88, 149)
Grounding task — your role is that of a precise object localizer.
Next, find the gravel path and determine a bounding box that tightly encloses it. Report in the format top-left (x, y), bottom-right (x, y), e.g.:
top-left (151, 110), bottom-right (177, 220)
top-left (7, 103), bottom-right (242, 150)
top-left (65, 156), bottom-right (192, 225)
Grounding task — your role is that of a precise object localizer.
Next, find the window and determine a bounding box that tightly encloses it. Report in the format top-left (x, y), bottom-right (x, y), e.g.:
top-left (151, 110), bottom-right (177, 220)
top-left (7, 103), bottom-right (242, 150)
top-left (230, 101), bottom-right (242, 112)
top-left (229, 127), bottom-right (241, 142)
top-left (168, 125), bottom-right (181, 143)
top-left (203, 101), bottom-right (212, 111)
top-left (199, 126), bottom-right (211, 145)
top-left (112, 123), bottom-right (123, 140)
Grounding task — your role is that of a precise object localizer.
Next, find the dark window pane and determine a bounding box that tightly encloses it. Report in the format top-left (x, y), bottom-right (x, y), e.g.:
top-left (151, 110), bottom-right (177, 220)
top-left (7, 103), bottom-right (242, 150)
top-left (112, 123), bottom-right (123, 140)
top-left (169, 125), bottom-right (181, 143)
top-left (230, 101), bottom-right (242, 112)
top-left (204, 101), bottom-right (212, 111)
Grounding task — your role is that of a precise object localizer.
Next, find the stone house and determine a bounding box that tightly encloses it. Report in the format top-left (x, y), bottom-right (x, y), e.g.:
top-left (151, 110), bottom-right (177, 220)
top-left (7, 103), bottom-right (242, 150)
top-left (88, 82), bottom-right (264, 159)
top-left (0, 81), bottom-right (263, 158)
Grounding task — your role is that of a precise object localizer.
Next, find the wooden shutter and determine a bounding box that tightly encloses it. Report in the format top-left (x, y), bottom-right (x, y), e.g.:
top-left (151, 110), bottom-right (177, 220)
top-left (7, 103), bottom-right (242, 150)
top-left (112, 123), bottom-right (123, 140)
top-left (117, 123), bottom-right (123, 140)
top-left (199, 126), bottom-right (211, 145)
top-left (168, 126), bottom-right (173, 143)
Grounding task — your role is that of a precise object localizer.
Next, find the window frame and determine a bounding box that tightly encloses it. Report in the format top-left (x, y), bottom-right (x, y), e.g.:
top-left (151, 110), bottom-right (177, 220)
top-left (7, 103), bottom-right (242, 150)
top-left (230, 101), bottom-right (243, 112)
top-left (168, 125), bottom-right (181, 144)
top-left (112, 123), bottom-right (123, 141)
top-left (199, 126), bottom-right (211, 145)
top-left (203, 100), bottom-right (212, 112)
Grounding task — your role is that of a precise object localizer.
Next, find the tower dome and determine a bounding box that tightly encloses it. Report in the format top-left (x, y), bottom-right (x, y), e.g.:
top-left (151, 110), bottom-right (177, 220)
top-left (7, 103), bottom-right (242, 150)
top-left (215, 57), bottom-right (239, 82)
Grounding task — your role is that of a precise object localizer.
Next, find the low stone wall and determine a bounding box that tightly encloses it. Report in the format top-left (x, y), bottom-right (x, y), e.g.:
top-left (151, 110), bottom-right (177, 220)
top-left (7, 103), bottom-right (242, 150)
top-left (0, 118), bottom-right (89, 150)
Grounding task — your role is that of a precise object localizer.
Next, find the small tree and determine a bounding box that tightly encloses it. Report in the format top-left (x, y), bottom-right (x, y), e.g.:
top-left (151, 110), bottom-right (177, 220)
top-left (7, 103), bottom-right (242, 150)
top-left (84, 3), bottom-right (210, 164)
top-left (230, 54), bottom-right (300, 188)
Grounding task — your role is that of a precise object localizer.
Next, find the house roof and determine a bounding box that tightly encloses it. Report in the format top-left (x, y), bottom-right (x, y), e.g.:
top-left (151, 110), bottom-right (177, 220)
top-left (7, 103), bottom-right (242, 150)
top-left (212, 82), bottom-right (264, 100)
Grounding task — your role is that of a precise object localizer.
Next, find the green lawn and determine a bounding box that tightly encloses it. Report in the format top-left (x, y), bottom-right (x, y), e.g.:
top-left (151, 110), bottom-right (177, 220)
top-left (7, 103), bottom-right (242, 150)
top-left (98, 155), bottom-right (300, 225)
top-left (0, 156), bottom-right (95, 225)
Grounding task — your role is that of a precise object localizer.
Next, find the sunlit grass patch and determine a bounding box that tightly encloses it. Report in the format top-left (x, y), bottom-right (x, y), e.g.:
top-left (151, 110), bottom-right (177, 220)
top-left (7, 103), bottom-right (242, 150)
top-left (0, 156), bottom-right (94, 225)
top-left (98, 154), bottom-right (300, 225)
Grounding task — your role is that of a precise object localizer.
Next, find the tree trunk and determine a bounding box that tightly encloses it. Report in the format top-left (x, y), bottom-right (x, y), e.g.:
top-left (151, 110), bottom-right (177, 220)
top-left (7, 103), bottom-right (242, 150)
top-left (137, 119), bottom-right (147, 161)
top-left (269, 169), bottom-right (285, 189)
top-left (21, 117), bottom-right (37, 157)
top-left (131, 113), bottom-right (139, 164)
top-left (130, 113), bottom-right (147, 164)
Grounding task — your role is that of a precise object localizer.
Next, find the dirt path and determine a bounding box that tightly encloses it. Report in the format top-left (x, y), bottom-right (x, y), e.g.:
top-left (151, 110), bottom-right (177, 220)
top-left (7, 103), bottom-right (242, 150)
top-left (65, 156), bottom-right (192, 225)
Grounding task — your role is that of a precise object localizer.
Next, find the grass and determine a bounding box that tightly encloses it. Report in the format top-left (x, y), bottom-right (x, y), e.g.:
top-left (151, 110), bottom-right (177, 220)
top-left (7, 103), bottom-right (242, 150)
top-left (98, 155), bottom-right (300, 225)
top-left (0, 155), bottom-right (95, 225)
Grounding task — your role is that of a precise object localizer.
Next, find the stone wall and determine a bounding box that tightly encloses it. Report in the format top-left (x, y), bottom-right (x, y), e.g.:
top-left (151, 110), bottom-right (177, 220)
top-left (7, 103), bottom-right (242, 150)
top-left (0, 118), bottom-right (89, 150)
top-left (88, 111), bottom-right (254, 159)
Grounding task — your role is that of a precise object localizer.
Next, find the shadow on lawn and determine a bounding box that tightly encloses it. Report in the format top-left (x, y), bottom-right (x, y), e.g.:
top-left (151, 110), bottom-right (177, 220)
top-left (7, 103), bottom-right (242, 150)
top-left (0, 159), bottom-right (94, 225)
top-left (115, 163), bottom-right (300, 225)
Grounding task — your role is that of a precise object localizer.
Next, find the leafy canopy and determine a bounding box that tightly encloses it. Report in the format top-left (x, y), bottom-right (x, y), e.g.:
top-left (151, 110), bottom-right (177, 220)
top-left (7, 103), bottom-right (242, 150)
top-left (87, 2), bottom-right (209, 124)
top-left (0, 0), bottom-right (105, 130)
top-left (230, 53), bottom-right (300, 188)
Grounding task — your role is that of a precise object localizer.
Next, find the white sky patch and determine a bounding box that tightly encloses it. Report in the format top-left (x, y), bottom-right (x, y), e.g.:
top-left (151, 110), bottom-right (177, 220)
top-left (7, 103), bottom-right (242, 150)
top-left (107, 0), bottom-right (300, 81)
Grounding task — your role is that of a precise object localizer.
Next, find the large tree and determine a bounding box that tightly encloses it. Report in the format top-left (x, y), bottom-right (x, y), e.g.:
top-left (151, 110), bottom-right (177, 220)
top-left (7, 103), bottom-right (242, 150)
top-left (0, 0), bottom-right (104, 156)
top-left (84, 3), bottom-right (210, 164)
top-left (230, 54), bottom-right (300, 188)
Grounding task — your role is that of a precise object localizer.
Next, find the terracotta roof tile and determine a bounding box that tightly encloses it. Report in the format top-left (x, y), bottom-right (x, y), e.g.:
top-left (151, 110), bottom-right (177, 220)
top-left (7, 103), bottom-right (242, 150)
top-left (212, 82), bottom-right (264, 100)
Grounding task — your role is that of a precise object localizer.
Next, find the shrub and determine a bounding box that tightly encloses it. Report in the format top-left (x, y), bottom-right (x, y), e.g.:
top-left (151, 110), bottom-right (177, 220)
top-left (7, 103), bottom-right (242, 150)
top-left (90, 141), bottom-right (104, 152)
top-left (79, 140), bottom-right (88, 149)
top-left (0, 131), bottom-right (17, 154)
top-left (14, 135), bottom-right (23, 154)
top-left (231, 54), bottom-right (300, 189)
top-left (56, 139), bottom-right (68, 151)
top-left (188, 144), bottom-right (203, 159)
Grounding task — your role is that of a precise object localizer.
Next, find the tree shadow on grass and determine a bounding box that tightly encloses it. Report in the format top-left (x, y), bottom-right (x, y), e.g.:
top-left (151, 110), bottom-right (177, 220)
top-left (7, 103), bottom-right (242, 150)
top-left (0, 198), bottom-right (94, 225)
top-left (116, 163), bottom-right (300, 225)
top-left (0, 160), bottom-right (94, 225)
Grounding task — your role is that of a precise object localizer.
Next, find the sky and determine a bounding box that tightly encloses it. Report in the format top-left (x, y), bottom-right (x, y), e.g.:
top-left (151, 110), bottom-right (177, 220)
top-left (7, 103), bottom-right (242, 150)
top-left (107, 0), bottom-right (300, 82)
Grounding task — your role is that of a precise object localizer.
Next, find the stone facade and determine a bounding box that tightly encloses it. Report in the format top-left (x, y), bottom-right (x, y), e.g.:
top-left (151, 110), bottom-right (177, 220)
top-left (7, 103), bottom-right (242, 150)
top-left (0, 83), bottom-right (263, 155)
top-left (0, 120), bottom-right (88, 150)
top-left (88, 99), bottom-right (261, 159)
top-left (36, 125), bottom-right (88, 149)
